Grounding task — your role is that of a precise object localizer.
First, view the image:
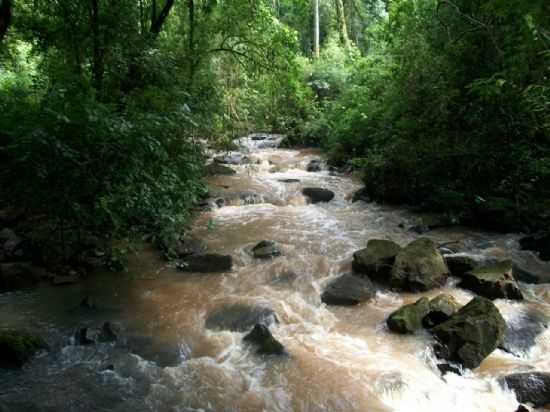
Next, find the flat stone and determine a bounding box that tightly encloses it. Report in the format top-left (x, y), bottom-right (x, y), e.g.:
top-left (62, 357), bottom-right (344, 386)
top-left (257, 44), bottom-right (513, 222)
top-left (459, 260), bottom-right (523, 300)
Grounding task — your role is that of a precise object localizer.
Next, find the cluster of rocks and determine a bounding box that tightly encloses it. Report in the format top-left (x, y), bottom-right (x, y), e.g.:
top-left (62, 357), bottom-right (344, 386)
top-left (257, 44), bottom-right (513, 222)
top-left (205, 303), bottom-right (286, 356)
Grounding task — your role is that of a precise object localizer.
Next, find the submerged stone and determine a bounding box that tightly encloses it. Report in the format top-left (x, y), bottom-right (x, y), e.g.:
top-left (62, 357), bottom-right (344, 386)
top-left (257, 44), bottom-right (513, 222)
top-left (205, 304), bottom-right (278, 332)
top-left (243, 324), bottom-right (287, 356)
top-left (302, 188), bottom-right (335, 203)
top-left (321, 273), bottom-right (375, 306)
top-left (500, 308), bottom-right (548, 356)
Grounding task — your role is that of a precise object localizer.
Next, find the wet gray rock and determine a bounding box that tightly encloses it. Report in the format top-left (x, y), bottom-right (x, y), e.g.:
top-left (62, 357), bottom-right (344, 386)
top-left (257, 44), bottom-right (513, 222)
top-left (302, 188), bottom-right (335, 203)
top-left (387, 297), bottom-right (431, 334)
top-left (252, 240), bottom-right (281, 259)
top-left (459, 260), bottom-right (523, 300)
top-left (173, 236), bottom-right (207, 258)
top-left (352, 239), bottom-right (401, 280)
top-left (251, 134), bottom-right (268, 141)
top-left (74, 322), bottom-right (118, 345)
top-left (205, 304), bottom-right (278, 332)
top-left (278, 179), bottom-right (300, 183)
top-left (432, 297), bottom-right (506, 369)
top-left (390, 238), bottom-right (449, 292)
top-left (513, 264), bottom-right (550, 284)
top-left (500, 308), bottom-right (548, 356)
top-left (243, 324), bottom-right (287, 356)
top-left (445, 255), bottom-right (480, 278)
top-left (351, 187), bottom-right (370, 203)
top-left (437, 363), bottom-right (463, 376)
top-left (205, 163), bottom-right (236, 176)
top-left (499, 372), bottom-right (550, 407)
top-left (214, 152), bottom-right (250, 165)
top-left (306, 159), bottom-right (322, 172)
top-left (321, 274), bottom-right (375, 306)
top-left (519, 233), bottom-right (550, 261)
top-left (126, 335), bottom-right (184, 367)
top-left (178, 254), bottom-right (232, 273)
top-left (0, 329), bottom-right (48, 369)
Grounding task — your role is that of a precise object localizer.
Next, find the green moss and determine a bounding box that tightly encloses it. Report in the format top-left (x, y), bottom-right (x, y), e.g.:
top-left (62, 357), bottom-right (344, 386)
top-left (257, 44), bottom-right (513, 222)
top-left (0, 329), bottom-right (48, 368)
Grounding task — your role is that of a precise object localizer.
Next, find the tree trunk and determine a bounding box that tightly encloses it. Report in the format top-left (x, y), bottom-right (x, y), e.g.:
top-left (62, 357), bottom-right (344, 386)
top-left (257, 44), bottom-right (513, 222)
top-left (150, 0), bottom-right (175, 37)
top-left (91, 0), bottom-right (104, 94)
top-left (0, 0), bottom-right (11, 42)
top-left (187, 0), bottom-right (196, 83)
top-left (334, 0), bottom-right (350, 48)
top-left (313, 0), bottom-right (320, 58)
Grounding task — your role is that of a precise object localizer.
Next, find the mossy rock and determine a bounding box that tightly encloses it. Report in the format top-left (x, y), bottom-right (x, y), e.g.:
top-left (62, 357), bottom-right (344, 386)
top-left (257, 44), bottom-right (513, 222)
top-left (387, 297), bottom-right (431, 334)
top-left (445, 255), bottom-right (479, 278)
top-left (432, 297), bottom-right (505, 369)
top-left (205, 163), bottom-right (236, 176)
top-left (390, 238), bottom-right (449, 291)
top-left (0, 329), bottom-right (48, 368)
top-left (423, 294), bottom-right (461, 328)
top-left (352, 239), bottom-right (401, 280)
top-left (459, 260), bottom-right (523, 300)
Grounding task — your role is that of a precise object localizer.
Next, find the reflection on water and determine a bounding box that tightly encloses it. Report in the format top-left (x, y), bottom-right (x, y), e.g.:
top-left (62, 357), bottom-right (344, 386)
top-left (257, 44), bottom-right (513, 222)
top-left (1, 137), bottom-right (549, 412)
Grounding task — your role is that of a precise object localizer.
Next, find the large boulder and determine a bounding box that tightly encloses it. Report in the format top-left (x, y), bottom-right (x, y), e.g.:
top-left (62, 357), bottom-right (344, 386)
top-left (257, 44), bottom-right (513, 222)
top-left (0, 263), bottom-right (41, 291)
top-left (387, 297), bottom-right (431, 334)
top-left (173, 236), bottom-right (207, 258)
top-left (352, 239), bottom-right (401, 280)
top-left (459, 260), bottom-right (523, 300)
top-left (500, 372), bottom-right (550, 407)
top-left (321, 274), bottom-right (375, 306)
top-left (306, 159), bottom-right (322, 172)
top-left (205, 304), bottom-right (278, 332)
top-left (390, 238), bottom-right (449, 292)
top-left (500, 308), bottom-right (548, 356)
top-left (178, 254), bottom-right (232, 273)
top-left (243, 324), bottom-right (287, 356)
top-left (519, 233), bottom-right (550, 261)
top-left (302, 188), bottom-right (335, 203)
top-left (0, 329), bottom-right (48, 369)
top-left (445, 255), bottom-right (479, 278)
top-left (422, 294), bottom-right (461, 329)
top-left (252, 241), bottom-right (282, 259)
top-left (432, 297), bottom-right (506, 369)
top-left (351, 187), bottom-right (370, 203)
top-left (205, 163), bottom-right (236, 176)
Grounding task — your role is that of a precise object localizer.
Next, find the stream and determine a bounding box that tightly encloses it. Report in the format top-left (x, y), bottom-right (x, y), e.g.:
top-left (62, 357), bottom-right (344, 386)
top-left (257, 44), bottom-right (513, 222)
top-left (1, 135), bottom-right (549, 412)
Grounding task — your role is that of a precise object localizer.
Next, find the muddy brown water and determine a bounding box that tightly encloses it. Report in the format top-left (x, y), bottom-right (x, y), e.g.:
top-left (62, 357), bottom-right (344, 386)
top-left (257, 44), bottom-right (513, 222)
top-left (1, 136), bottom-right (549, 412)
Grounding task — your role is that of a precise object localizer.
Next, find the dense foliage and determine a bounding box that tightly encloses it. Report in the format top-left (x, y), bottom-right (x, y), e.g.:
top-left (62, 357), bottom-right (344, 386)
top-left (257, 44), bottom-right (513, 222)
top-left (0, 0), bottom-right (548, 269)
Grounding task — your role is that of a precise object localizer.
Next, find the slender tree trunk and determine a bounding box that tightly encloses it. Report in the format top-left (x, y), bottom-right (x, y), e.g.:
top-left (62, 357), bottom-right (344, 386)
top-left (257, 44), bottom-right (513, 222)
top-left (0, 0), bottom-right (11, 42)
top-left (334, 0), bottom-right (350, 47)
top-left (91, 0), bottom-right (104, 94)
top-left (187, 0), bottom-right (196, 83)
top-left (150, 0), bottom-right (175, 37)
top-left (313, 0), bottom-right (320, 58)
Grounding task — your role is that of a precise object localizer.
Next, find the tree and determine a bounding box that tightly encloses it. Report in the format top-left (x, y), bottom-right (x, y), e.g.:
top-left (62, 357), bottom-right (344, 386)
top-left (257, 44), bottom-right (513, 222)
top-left (0, 0), bottom-right (11, 42)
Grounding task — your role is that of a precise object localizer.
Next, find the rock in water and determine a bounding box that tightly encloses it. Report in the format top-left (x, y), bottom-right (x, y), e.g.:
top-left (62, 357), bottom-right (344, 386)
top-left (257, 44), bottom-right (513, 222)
top-left (0, 262), bottom-right (40, 291)
top-left (445, 255), bottom-right (479, 278)
top-left (352, 239), bottom-right (401, 280)
top-left (459, 260), bottom-right (523, 300)
top-left (432, 297), bottom-right (506, 369)
top-left (306, 159), bottom-right (322, 172)
top-left (243, 324), bottom-right (287, 356)
top-left (423, 294), bottom-right (461, 329)
top-left (500, 308), bottom-right (548, 356)
top-left (499, 372), bottom-right (550, 407)
top-left (173, 236), bottom-right (207, 258)
top-left (213, 152), bottom-right (249, 165)
top-left (252, 240), bottom-right (282, 259)
top-left (351, 187), bottom-right (370, 203)
top-left (0, 329), bottom-right (48, 369)
top-left (519, 233), bottom-right (550, 261)
top-left (205, 304), bottom-right (278, 332)
top-left (302, 188), bottom-right (335, 203)
top-left (205, 163), bottom-right (236, 176)
top-left (390, 238), bottom-right (449, 291)
top-left (178, 254), bottom-right (232, 273)
top-left (321, 274), bottom-right (375, 306)
top-left (387, 297), bottom-right (431, 334)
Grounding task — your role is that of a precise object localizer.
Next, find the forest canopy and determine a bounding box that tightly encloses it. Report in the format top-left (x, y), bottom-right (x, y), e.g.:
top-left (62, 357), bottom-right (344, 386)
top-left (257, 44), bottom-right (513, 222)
top-left (0, 0), bottom-right (549, 266)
